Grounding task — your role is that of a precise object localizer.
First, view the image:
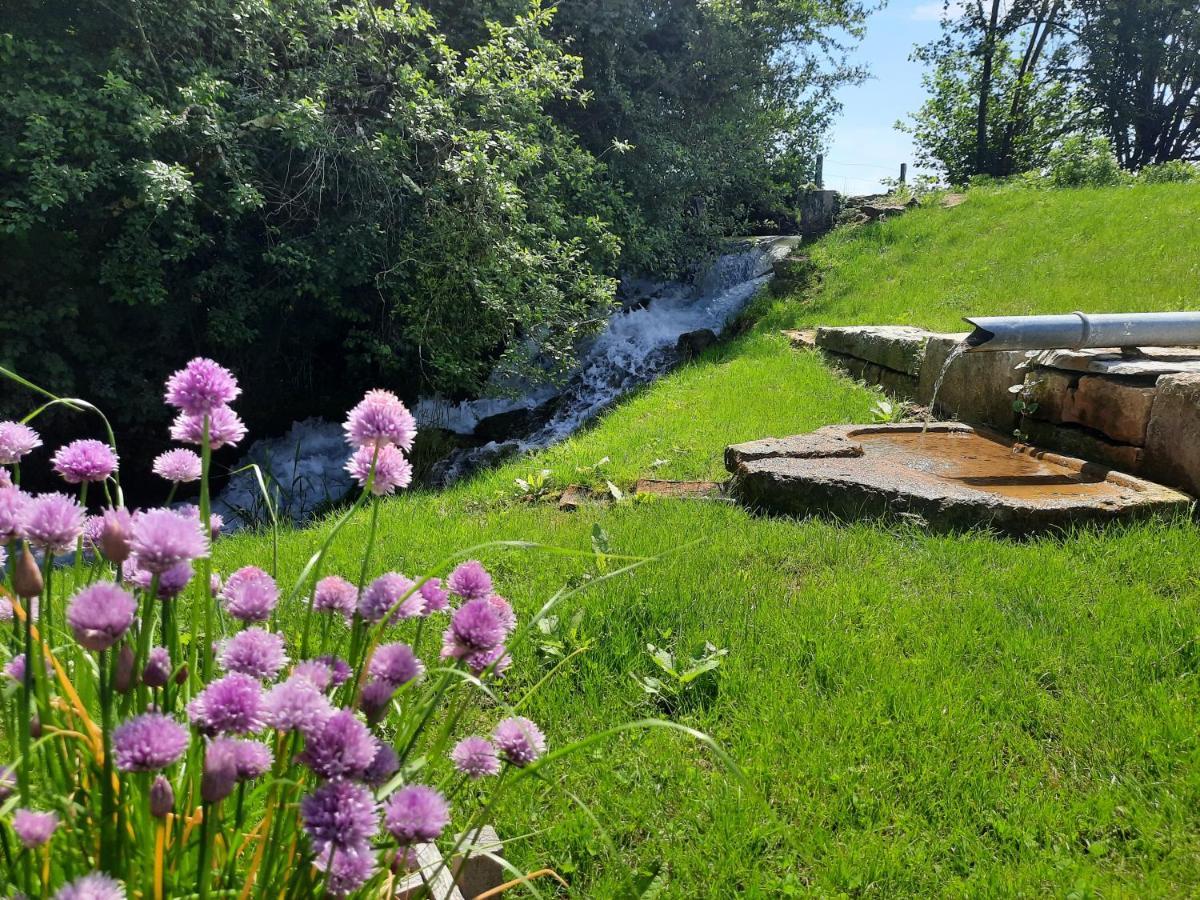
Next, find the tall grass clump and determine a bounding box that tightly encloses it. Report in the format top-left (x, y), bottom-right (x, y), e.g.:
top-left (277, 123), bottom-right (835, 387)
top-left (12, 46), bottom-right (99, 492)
top-left (0, 360), bottom-right (732, 898)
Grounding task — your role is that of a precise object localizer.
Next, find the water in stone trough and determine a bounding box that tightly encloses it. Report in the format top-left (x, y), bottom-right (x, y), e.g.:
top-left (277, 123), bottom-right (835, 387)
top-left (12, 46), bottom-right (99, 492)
top-left (215, 238), bottom-right (797, 527)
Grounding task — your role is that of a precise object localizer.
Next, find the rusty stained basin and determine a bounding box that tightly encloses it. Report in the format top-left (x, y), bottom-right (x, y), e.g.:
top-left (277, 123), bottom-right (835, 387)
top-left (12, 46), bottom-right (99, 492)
top-left (725, 423), bottom-right (1194, 534)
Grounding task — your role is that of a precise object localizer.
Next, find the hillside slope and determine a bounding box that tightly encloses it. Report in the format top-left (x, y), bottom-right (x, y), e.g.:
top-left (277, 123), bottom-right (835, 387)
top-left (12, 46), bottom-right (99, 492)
top-left (220, 184), bottom-right (1200, 897)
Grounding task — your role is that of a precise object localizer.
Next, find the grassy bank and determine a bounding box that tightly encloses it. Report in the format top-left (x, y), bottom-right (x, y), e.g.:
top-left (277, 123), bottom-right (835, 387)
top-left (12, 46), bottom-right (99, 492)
top-left (219, 183), bottom-right (1200, 896)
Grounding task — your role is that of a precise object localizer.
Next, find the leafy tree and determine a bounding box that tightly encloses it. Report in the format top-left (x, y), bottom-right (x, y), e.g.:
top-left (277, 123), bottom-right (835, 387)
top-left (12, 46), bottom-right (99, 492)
top-left (423, 0), bottom-right (872, 275)
top-left (1072, 0), bottom-right (1200, 168)
top-left (0, 0), bottom-right (621, 476)
top-left (905, 0), bottom-right (1075, 181)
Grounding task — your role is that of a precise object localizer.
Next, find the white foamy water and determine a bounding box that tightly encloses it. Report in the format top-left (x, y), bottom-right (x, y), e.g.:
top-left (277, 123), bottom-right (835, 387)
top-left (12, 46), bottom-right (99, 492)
top-left (216, 237), bottom-right (798, 522)
top-left (429, 237), bottom-right (797, 483)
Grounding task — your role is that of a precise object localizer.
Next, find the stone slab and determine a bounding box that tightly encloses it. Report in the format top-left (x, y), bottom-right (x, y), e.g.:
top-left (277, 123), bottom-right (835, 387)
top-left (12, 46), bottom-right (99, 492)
top-left (1144, 374), bottom-right (1200, 498)
top-left (781, 329), bottom-right (817, 350)
top-left (451, 826), bottom-right (506, 900)
top-left (816, 326), bottom-right (931, 377)
top-left (725, 433), bottom-right (865, 472)
top-left (799, 190), bottom-right (841, 235)
top-left (634, 479), bottom-right (725, 499)
top-left (917, 334), bottom-right (1025, 432)
top-left (727, 423), bottom-right (1191, 535)
top-left (1025, 370), bottom-right (1157, 446)
top-left (1037, 347), bottom-right (1200, 377)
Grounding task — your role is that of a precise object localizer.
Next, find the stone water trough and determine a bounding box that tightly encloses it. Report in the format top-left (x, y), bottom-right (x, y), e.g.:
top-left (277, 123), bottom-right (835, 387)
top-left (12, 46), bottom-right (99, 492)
top-left (726, 423), bottom-right (1192, 534)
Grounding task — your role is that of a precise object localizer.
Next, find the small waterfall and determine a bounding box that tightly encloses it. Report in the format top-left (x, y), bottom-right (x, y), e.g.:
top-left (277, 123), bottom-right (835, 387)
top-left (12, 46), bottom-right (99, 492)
top-left (428, 238), bottom-right (795, 483)
top-left (923, 343), bottom-right (968, 432)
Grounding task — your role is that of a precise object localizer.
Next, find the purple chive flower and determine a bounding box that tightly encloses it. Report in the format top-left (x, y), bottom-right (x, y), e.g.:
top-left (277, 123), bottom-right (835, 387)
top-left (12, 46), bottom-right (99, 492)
top-left (367, 643), bottom-right (424, 688)
top-left (143, 647), bottom-right (172, 688)
top-left (5, 653), bottom-right (50, 682)
top-left (464, 644), bottom-right (512, 679)
top-left (21, 492), bottom-right (85, 553)
top-left (12, 808), bottom-right (59, 847)
top-left (130, 508), bottom-right (207, 573)
top-left (440, 598), bottom-right (505, 664)
top-left (314, 844), bottom-right (377, 897)
top-left (97, 507), bottom-right (134, 564)
top-left (187, 672), bottom-right (265, 735)
top-left (298, 710), bottom-right (378, 779)
top-left (0, 487), bottom-right (28, 544)
top-left (112, 713), bottom-right (190, 772)
top-left (359, 573), bottom-right (422, 624)
top-left (220, 566), bottom-right (279, 622)
top-left (54, 872), bottom-right (126, 900)
top-left (359, 679), bottom-right (395, 724)
top-left (83, 515), bottom-right (105, 551)
top-left (493, 717), bottom-right (546, 767)
top-left (153, 448), bottom-right (202, 483)
top-left (383, 785), bottom-right (450, 844)
top-left (263, 676), bottom-right (334, 734)
top-left (125, 557), bottom-right (194, 600)
top-left (486, 595), bottom-right (517, 636)
top-left (170, 405), bottom-right (247, 451)
top-left (66, 583), bottom-right (137, 651)
top-left (319, 656), bottom-right (352, 687)
top-left (301, 779), bottom-right (380, 856)
top-left (180, 504), bottom-right (222, 542)
top-left (0, 596), bottom-right (11, 623)
top-left (291, 659), bottom-right (334, 692)
top-left (313, 576), bottom-right (357, 619)
top-left (364, 742), bottom-right (400, 787)
top-left (200, 738), bottom-right (238, 803)
top-left (345, 444), bottom-right (412, 496)
top-left (344, 389), bottom-right (416, 452)
top-left (0, 467), bottom-right (10, 488)
top-left (164, 357), bottom-right (240, 416)
top-left (218, 628), bottom-right (288, 681)
top-left (209, 737), bottom-right (273, 781)
top-left (419, 578), bottom-right (450, 614)
top-left (52, 439), bottom-right (118, 484)
top-left (150, 775), bottom-right (175, 818)
top-left (447, 560), bottom-right (492, 601)
top-left (0, 422), bottom-right (41, 465)
top-left (451, 737), bottom-right (501, 779)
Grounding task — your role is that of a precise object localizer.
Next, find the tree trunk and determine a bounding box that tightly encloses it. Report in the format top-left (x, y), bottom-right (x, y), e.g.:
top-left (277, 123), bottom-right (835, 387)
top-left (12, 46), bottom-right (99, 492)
top-left (975, 0), bottom-right (1003, 175)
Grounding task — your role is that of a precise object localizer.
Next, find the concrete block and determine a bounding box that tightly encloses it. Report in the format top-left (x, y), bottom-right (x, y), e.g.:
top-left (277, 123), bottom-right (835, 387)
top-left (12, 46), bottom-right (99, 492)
top-left (1026, 370), bottom-right (1156, 446)
top-left (1143, 374), bottom-right (1200, 498)
top-left (816, 326), bottom-right (931, 376)
top-left (917, 334), bottom-right (1025, 432)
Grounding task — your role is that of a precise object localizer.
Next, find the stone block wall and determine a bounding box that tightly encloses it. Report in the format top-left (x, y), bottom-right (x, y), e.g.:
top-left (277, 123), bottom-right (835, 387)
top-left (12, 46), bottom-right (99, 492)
top-left (811, 325), bottom-right (1200, 499)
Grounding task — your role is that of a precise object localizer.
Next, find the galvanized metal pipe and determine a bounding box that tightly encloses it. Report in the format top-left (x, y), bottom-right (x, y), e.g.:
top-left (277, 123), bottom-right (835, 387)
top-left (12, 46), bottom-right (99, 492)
top-left (964, 311), bottom-right (1200, 352)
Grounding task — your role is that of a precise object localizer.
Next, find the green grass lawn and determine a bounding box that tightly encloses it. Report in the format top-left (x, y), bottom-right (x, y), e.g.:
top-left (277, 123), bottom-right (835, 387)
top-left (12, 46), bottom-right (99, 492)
top-left (219, 183), bottom-right (1200, 897)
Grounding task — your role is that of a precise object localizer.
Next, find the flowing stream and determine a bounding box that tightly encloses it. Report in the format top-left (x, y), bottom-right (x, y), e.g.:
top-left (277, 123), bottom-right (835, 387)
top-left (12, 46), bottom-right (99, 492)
top-left (422, 238), bottom-right (797, 483)
top-left (215, 238), bottom-right (798, 524)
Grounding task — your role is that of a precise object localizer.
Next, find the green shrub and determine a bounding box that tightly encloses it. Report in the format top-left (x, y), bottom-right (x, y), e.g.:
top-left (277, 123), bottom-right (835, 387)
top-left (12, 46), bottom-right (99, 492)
top-left (1044, 135), bottom-right (1129, 188)
top-left (1137, 160), bottom-right (1200, 184)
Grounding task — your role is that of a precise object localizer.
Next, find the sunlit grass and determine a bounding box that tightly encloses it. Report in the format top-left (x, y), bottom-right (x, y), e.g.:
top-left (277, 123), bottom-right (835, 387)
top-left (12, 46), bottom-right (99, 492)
top-left (218, 183), bottom-right (1200, 896)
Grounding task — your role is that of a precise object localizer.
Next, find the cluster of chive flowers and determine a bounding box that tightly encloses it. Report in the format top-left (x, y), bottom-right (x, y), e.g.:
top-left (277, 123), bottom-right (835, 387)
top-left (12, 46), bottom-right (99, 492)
top-left (343, 389), bottom-right (415, 495)
top-left (1, 368), bottom-right (556, 898)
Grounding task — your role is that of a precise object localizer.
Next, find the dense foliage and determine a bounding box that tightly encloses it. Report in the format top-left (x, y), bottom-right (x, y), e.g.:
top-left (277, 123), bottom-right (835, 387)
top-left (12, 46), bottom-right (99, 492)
top-left (0, 0), bottom-right (866, 479)
top-left (906, 0), bottom-right (1200, 181)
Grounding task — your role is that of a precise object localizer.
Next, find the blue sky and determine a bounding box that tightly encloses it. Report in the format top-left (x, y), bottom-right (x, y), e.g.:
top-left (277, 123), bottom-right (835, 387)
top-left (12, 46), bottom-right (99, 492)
top-left (823, 0), bottom-right (954, 194)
